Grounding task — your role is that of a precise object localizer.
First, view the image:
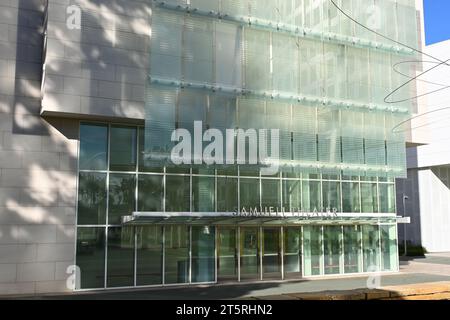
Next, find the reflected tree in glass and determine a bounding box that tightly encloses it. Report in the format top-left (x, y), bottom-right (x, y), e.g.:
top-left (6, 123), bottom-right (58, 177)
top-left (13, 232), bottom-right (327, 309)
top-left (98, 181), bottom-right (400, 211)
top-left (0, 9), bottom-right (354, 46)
top-left (284, 228), bottom-right (302, 277)
top-left (110, 126), bottom-right (137, 172)
top-left (323, 226), bottom-right (342, 275)
top-left (362, 225), bottom-right (380, 272)
top-left (138, 175), bottom-right (163, 212)
top-left (76, 228), bottom-right (105, 289)
top-left (282, 180), bottom-right (302, 211)
top-left (165, 226), bottom-right (189, 284)
top-left (380, 225), bottom-right (398, 272)
top-left (166, 176), bottom-right (190, 212)
top-left (79, 124), bottom-right (108, 171)
top-left (107, 227), bottom-right (135, 288)
top-left (217, 177), bottom-right (238, 212)
top-left (136, 226), bottom-right (163, 285)
top-left (342, 182), bottom-right (361, 213)
top-left (192, 226), bottom-right (216, 283)
top-left (302, 180), bottom-right (321, 212)
top-left (192, 176), bottom-right (215, 212)
top-left (77, 172), bottom-right (107, 225)
top-left (217, 227), bottom-right (237, 281)
top-left (240, 178), bottom-right (260, 211)
top-left (343, 225), bottom-right (362, 274)
top-left (303, 226), bottom-right (323, 276)
top-left (261, 179), bottom-right (280, 209)
top-left (108, 174), bottom-right (136, 225)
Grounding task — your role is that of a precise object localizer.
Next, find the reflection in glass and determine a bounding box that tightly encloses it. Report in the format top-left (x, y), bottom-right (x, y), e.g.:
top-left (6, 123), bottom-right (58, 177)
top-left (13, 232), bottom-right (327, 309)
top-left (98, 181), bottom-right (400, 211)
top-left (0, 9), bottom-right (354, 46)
top-left (76, 228), bottom-right (105, 289)
top-left (343, 225), bottom-right (362, 274)
top-left (379, 184), bottom-right (396, 213)
top-left (303, 226), bottom-right (323, 276)
top-left (108, 174), bottom-right (136, 225)
top-left (77, 172), bottom-right (107, 225)
top-left (284, 228), bottom-right (302, 277)
top-left (217, 228), bottom-right (237, 281)
top-left (166, 176), bottom-right (190, 212)
top-left (192, 226), bottom-right (216, 283)
top-left (240, 178), bottom-right (260, 211)
top-left (136, 226), bottom-right (163, 286)
top-left (165, 226), bottom-right (189, 284)
top-left (361, 183), bottom-right (378, 213)
top-left (342, 182), bottom-right (361, 213)
top-left (261, 179), bottom-right (280, 209)
top-left (79, 123), bottom-right (108, 171)
top-left (240, 228), bottom-right (260, 280)
top-left (302, 180), bottom-right (321, 212)
top-left (217, 177), bottom-right (238, 212)
top-left (380, 225), bottom-right (398, 272)
top-left (138, 175), bottom-right (163, 212)
top-left (282, 180), bottom-right (302, 211)
top-left (192, 176), bottom-right (215, 212)
top-left (323, 226), bottom-right (342, 274)
top-left (362, 225), bottom-right (380, 272)
top-left (322, 181), bottom-right (341, 212)
top-left (263, 228), bottom-right (281, 279)
top-left (110, 126), bottom-right (137, 172)
top-left (107, 227), bottom-right (134, 288)
top-left (138, 127), bottom-right (164, 173)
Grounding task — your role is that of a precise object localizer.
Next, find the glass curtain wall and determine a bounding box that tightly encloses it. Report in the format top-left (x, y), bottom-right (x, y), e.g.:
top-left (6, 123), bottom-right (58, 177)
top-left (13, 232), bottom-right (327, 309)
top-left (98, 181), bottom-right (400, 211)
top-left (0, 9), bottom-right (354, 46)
top-left (76, 123), bottom-right (399, 289)
top-left (303, 226), bottom-right (323, 276)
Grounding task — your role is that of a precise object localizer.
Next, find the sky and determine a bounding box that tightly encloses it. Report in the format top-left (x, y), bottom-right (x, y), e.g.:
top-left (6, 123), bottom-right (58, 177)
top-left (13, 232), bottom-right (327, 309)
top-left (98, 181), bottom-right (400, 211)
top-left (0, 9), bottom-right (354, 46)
top-left (423, 0), bottom-right (450, 45)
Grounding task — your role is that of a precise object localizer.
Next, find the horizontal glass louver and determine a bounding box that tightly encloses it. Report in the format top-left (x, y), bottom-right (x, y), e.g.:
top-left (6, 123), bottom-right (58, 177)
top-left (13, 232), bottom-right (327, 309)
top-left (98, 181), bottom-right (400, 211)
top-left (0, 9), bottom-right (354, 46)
top-left (144, 2), bottom-right (416, 179)
top-left (148, 8), bottom-right (414, 114)
top-left (154, 0), bottom-right (418, 52)
top-left (144, 85), bottom-right (408, 177)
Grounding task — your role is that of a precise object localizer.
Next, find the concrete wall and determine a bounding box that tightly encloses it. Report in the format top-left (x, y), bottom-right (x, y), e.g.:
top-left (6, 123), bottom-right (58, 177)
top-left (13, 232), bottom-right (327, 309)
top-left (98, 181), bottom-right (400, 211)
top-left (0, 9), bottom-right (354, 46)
top-left (397, 167), bottom-right (450, 253)
top-left (0, 0), bottom-right (78, 295)
top-left (42, 0), bottom-right (152, 121)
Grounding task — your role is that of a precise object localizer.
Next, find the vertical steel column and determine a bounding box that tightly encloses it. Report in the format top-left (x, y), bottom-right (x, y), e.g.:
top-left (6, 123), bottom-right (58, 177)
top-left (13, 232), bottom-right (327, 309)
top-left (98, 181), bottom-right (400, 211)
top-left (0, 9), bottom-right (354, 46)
top-left (260, 226), bottom-right (263, 281)
top-left (162, 226), bottom-right (166, 285)
top-left (189, 226), bottom-right (192, 284)
top-left (214, 226), bottom-right (218, 283)
top-left (301, 225), bottom-right (305, 278)
top-left (104, 124), bottom-right (112, 289)
top-left (320, 225), bottom-right (325, 275)
top-left (378, 224), bottom-right (383, 271)
top-left (360, 225), bottom-right (364, 272)
top-left (281, 226), bottom-right (285, 280)
top-left (134, 228), bottom-right (138, 287)
top-left (237, 226), bottom-right (241, 282)
top-left (340, 225), bottom-right (344, 274)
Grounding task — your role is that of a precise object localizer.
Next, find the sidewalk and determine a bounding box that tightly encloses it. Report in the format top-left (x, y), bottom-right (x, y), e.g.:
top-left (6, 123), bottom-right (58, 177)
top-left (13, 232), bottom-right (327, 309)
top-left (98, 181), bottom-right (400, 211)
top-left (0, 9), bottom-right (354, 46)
top-left (7, 253), bottom-right (450, 300)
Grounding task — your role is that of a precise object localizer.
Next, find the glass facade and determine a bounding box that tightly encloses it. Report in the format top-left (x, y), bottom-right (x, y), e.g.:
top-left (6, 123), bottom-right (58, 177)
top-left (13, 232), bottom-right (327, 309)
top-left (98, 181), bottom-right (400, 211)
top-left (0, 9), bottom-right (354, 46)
top-left (76, 123), bottom-right (399, 289)
top-left (74, 0), bottom-right (418, 289)
top-left (76, 122), bottom-right (399, 289)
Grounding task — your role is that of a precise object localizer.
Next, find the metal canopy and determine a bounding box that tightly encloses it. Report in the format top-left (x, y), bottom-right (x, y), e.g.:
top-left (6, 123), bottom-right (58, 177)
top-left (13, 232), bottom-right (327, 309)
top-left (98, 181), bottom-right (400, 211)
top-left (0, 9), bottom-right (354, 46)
top-left (122, 212), bottom-right (396, 227)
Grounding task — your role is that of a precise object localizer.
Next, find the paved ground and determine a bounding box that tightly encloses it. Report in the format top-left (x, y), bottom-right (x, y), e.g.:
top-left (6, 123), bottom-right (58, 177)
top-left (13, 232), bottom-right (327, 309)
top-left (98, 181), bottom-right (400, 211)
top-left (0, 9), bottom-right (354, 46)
top-left (10, 253), bottom-right (450, 300)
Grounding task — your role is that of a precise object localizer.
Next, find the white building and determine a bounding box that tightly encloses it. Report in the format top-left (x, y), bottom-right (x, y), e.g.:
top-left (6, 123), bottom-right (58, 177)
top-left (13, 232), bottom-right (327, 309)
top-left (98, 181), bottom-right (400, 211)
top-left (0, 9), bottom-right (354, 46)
top-left (397, 1), bottom-right (450, 253)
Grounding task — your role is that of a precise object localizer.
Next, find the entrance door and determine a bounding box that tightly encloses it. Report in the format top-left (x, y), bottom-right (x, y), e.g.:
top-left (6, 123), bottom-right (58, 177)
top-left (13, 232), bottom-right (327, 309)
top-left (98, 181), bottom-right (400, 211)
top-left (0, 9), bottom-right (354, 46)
top-left (217, 227), bottom-right (238, 282)
top-left (284, 227), bottom-right (302, 279)
top-left (262, 228), bottom-right (282, 280)
top-left (240, 227), bottom-right (260, 281)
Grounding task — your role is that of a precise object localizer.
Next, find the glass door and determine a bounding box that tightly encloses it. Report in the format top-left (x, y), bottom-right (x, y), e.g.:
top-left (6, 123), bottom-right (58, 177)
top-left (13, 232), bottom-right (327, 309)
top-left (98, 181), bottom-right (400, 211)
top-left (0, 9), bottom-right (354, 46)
top-left (240, 227), bottom-right (260, 281)
top-left (284, 227), bottom-right (302, 279)
top-left (217, 227), bottom-right (238, 282)
top-left (262, 228), bottom-right (282, 280)
top-left (323, 226), bottom-right (342, 275)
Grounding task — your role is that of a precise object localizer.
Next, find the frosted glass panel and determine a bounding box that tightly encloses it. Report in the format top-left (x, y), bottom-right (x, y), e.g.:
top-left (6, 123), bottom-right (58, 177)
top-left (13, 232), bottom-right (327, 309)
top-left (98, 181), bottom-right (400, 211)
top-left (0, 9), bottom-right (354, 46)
top-left (145, 1), bottom-right (414, 178)
top-left (244, 28), bottom-right (270, 91)
top-left (215, 21), bottom-right (243, 88)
